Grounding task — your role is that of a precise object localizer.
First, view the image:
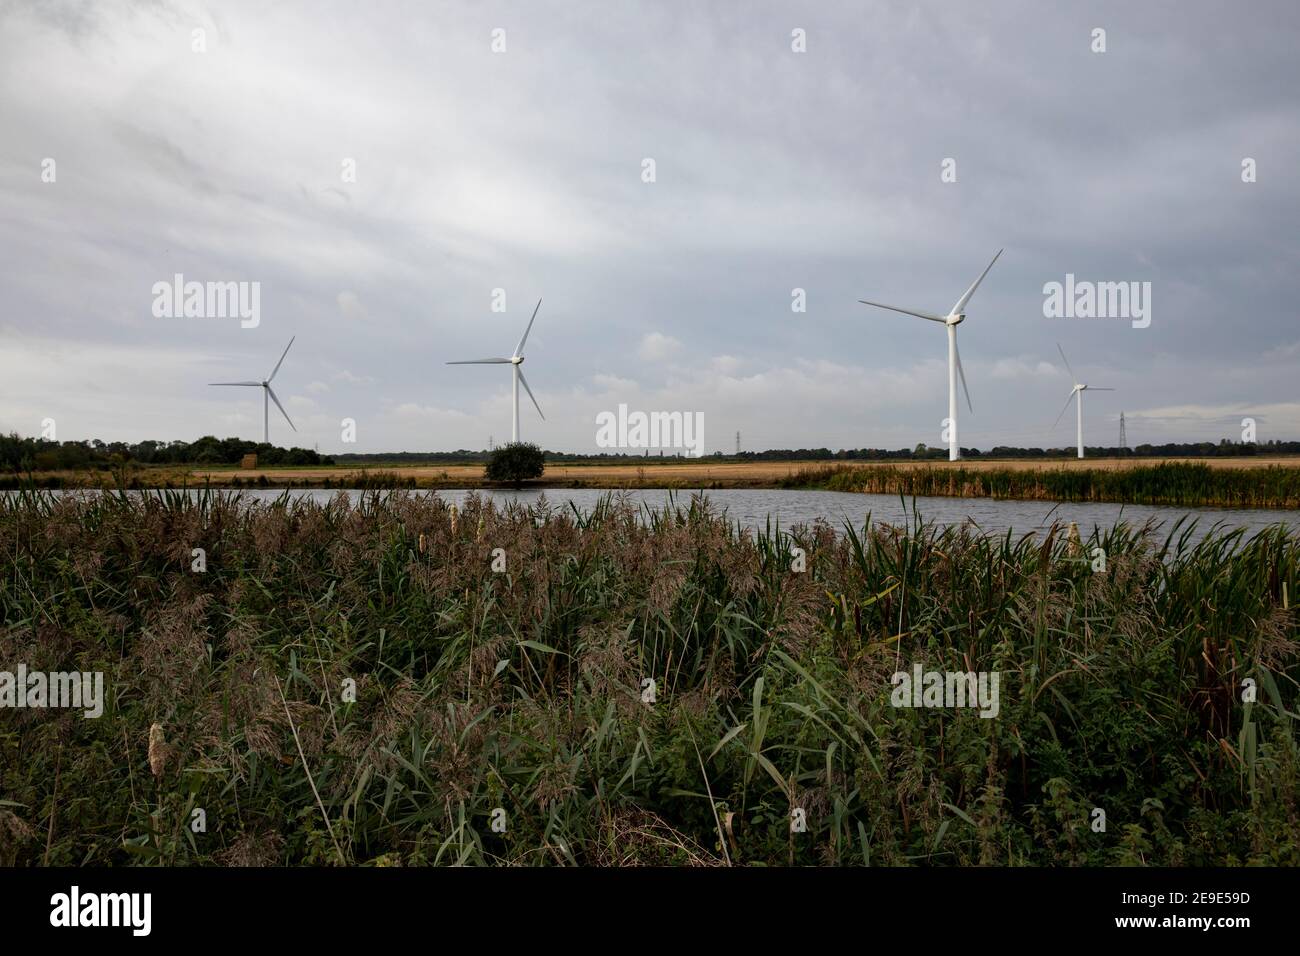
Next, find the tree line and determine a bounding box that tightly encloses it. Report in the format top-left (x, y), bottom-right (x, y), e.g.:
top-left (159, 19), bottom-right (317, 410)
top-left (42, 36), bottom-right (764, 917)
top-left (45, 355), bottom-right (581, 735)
top-left (0, 434), bottom-right (332, 472)
top-left (732, 439), bottom-right (1300, 461)
top-left (4, 432), bottom-right (1295, 473)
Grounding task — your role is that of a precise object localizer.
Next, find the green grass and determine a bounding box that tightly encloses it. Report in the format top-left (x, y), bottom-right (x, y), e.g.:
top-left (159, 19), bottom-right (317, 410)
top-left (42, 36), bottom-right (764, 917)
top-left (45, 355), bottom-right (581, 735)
top-left (785, 461), bottom-right (1300, 509)
top-left (0, 488), bottom-right (1297, 866)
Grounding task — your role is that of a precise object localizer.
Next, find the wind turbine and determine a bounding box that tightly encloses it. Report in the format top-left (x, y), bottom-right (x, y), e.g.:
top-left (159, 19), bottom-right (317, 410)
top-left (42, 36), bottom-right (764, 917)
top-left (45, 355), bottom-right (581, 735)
top-left (447, 298), bottom-right (545, 444)
top-left (1053, 344), bottom-right (1114, 459)
top-left (209, 337), bottom-right (297, 444)
top-left (859, 250), bottom-right (1001, 461)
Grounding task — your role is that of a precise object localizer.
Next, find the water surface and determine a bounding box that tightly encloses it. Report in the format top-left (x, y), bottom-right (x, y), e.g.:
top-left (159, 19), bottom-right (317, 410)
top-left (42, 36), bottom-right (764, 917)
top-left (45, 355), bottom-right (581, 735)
top-left (136, 487), bottom-right (1300, 543)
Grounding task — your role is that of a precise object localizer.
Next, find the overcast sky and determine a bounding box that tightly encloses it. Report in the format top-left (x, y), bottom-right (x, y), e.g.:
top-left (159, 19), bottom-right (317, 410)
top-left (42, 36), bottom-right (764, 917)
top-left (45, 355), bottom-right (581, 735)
top-left (2, 0), bottom-right (1298, 454)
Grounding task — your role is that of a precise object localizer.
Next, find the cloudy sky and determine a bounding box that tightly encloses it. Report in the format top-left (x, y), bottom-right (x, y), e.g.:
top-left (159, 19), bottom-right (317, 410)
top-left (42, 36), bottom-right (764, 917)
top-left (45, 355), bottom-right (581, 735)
top-left (1, 0), bottom-right (1298, 454)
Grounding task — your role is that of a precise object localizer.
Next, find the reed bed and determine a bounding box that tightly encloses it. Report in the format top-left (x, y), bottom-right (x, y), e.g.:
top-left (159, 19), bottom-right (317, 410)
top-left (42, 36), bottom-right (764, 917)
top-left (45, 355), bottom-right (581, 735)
top-left (0, 488), bottom-right (1297, 866)
top-left (785, 461), bottom-right (1300, 509)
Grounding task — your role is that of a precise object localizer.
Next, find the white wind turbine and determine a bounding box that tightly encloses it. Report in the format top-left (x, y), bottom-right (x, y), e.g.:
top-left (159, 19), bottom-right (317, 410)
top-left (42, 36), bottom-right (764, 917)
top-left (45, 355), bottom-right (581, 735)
top-left (209, 337), bottom-right (297, 444)
top-left (859, 250), bottom-right (1002, 461)
top-left (1053, 343), bottom-right (1114, 459)
top-left (447, 298), bottom-right (545, 444)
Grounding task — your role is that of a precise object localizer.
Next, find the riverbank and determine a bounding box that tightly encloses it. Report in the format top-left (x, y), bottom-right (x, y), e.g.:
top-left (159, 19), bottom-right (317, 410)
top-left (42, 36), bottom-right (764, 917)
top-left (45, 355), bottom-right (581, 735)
top-left (783, 461), bottom-right (1300, 509)
top-left (4, 456), bottom-right (1298, 508)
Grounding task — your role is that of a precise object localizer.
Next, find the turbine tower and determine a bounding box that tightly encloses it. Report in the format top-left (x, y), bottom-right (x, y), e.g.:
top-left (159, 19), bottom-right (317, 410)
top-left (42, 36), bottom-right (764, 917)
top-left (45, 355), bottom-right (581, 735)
top-left (859, 250), bottom-right (1002, 461)
top-left (209, 337), bottom-right (297, 444)
top-left (1053, 344), bottom-right (1115, 459)
top-left (447, 299), bottom-right (545, 444)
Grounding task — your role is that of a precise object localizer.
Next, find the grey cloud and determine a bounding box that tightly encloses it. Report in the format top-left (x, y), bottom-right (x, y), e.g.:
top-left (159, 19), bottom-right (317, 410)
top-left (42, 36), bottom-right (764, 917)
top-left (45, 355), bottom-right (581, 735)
top-left (0, 0), bottom-right (1297, 453)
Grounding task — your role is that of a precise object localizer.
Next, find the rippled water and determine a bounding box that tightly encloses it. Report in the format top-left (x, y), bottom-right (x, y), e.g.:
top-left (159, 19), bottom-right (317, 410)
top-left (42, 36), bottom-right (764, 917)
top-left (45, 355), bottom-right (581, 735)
top-left (92, 487), bottom-right (1299, 543)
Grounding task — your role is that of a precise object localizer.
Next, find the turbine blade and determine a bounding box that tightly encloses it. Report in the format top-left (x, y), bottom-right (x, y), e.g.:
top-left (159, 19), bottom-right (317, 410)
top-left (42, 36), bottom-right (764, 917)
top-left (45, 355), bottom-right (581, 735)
top-left (954, 336), bottom-right (973, 413)
top-left (209, 381), bottom-right (262, 386)
top-left (268, 336), bottom-right (295, 382)
top-left (517, 368), bottom-right (544, 420)
top-left (1053, 389), bottom-right (1078, 429)
top-left (267, 385), bottom-right (296, 431)
top-left (1087, 386), bottom-right (1116, 391)
top-left (446, 358), bottom-right (512, 364)
top-left (857, 299), bottom-right (947, 323)
top-left (950, 248), bottom-right (1003, 315)
top-left (1056, 343), bottom-right (1076, 383)
top-left (514, 298), bottom-right (542, 357)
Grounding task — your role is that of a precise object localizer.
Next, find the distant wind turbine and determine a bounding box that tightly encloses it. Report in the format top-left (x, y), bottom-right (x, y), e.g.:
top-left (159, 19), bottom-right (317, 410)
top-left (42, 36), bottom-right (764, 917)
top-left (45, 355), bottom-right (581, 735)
top-left (1053, 344), bottom-right (1114, 459)
top-left (209, 337), bottom-right (297, 444)
top-left (859, 250), bottom-right (1002, 461)
top-left (447, 298), bottom-right (545, 444)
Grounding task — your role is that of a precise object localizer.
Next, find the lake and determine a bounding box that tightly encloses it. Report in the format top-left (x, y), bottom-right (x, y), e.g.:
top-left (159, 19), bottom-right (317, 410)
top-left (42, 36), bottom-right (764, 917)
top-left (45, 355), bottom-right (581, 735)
top-left (96, 487), bottom-right (1300, 543)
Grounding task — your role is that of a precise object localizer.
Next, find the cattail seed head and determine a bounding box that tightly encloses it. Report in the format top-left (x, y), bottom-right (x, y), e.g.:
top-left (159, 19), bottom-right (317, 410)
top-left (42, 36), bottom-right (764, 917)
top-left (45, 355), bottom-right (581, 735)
top-left (148, 722), bottom-right (167, 778)
top-left (1067, 522), bottom-right (1082, 558)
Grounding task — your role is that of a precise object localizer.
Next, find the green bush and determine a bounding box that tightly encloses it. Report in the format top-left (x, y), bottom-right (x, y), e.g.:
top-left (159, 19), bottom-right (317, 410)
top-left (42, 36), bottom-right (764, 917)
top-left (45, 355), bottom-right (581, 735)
top-left (484, 442), bottom-right (545, 484)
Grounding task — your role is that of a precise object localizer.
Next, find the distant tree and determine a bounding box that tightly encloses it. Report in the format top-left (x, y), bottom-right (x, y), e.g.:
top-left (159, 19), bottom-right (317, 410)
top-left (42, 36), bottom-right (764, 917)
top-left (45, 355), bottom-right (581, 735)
top-left (485, 442), bottom-right (545, 485)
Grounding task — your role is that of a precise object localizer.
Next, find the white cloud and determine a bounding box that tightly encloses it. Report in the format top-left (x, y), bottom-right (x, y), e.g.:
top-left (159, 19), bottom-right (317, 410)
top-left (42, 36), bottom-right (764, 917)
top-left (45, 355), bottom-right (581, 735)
top-left (333, 369), bottom-right (375, 385)
top-left (989, 357), bottom-right (1060, 381)
top-left (1263, 340), bottom-right (1300, 361)
top-left (1132, 402), bottom-right (1300, 427)
top-left (637, 332), bottom-right (682, 361)
top-left (337, 291), bottom-right (368, 322)
top-left (390, 403), bottom-right (471, 420)
top-left (592, 373), bottom-right (638, 392)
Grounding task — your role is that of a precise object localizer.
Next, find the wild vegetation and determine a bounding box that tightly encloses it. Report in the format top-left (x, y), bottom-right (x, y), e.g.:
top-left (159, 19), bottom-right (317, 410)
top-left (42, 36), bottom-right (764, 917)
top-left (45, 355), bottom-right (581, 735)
top-left (0, 489), bottom-right (1296, 866)
top-left (786, 461), bottom-right (1300, 510)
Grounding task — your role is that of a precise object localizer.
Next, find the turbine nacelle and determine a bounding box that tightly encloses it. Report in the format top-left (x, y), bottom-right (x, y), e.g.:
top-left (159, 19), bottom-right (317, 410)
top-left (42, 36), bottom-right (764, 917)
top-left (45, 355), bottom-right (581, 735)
top-left (946, 313), bottom-right (966, 326)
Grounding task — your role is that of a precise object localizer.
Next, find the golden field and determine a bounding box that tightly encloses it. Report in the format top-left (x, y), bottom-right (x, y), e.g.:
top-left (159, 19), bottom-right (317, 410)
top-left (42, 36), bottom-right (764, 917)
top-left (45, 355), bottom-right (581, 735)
top-left (182, 456), bottom-right (1300, 488)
